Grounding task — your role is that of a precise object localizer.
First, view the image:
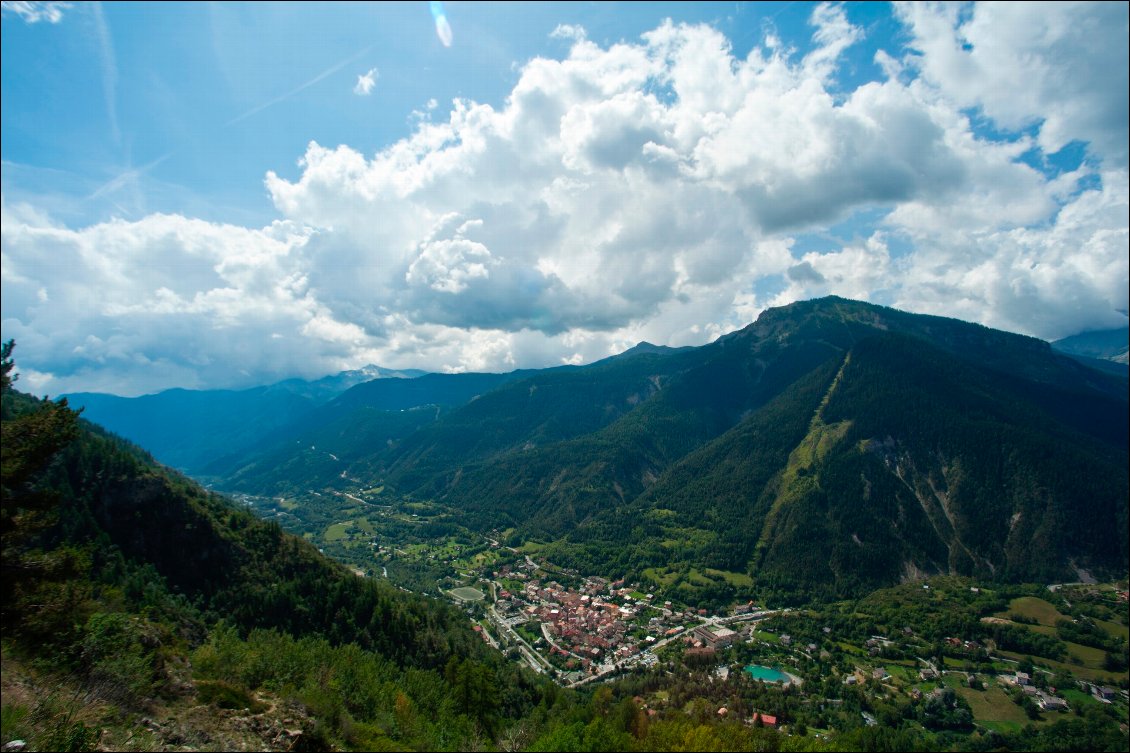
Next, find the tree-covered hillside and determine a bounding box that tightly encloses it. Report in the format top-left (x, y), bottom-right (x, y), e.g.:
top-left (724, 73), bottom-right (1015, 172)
top-left (212, 298), bottom-right (1129, 603)
top-left (1, 342), bottom-right (559, 750)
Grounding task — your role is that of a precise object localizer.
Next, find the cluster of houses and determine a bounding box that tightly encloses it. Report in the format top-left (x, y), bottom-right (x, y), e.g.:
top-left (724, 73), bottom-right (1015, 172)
top-left (841, 659), bottom-right (1116, 717)
top-left (493, 575), bottom-right (690, 670)
top-left (1079, 681), bottom-right (1124, 704)
top-left (490, 569), bottom-right (773, 676)
top-left (1004, 671), bottom-right (1070, 711)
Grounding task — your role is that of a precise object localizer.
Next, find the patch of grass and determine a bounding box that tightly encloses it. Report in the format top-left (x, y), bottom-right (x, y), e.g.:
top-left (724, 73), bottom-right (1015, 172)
top-left (1096, 618), bottom-right (1130, 641)
top-left (997, 650), bottom-right (1126, 683)
top-left (704, 568), bottom-right (754, 587)
top-left (277, 498), bottom-right (298, 511)
top-left (1, 703), bottom-right (31, 744)
top-left (468, 550), bottom-right (500, 568)
top-left (941, 673), bottom-right (965, 689)
top-left (324, 522), bottom-right (351, 542)
top-left (979, 720), bottom-right (1025, 734)
top-left (448, 587), bottom-right (485, 602)
top-left (1025, 623), bottom-right (1058, 637)
top-left (642, 567), bottom-right (679, 587)
top-left (885, 665), bottom-right (917, 681)
top-left (997, 597), bottom-right (1067, 627)
top-left (686, 568), bottom-right (713, 587)
top-left (1063, 640), bottom-right (1107, 669)
top-left (659, 528), bottom-right (716, 550)
top-left (954, 684), bottom-right (1032, 727)
top-left (1060, 688), bottom-right (1098, 708)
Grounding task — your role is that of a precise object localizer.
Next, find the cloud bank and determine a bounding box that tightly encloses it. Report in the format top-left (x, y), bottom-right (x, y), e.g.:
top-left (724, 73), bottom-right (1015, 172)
top-left (2, 2), bottom-right (1127, 395)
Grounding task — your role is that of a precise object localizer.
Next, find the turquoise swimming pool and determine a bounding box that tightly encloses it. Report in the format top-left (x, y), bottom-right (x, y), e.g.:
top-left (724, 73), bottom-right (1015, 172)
top-left (743, 664), bottom-right (791, 683)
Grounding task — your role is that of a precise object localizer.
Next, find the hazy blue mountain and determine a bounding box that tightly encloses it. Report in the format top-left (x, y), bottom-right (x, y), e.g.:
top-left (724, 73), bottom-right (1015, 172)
top-left (1053, 326), bottom-right (1129, 365)
top-left (63, 364), bottom-right (425, 473)
top-left (199, 369), bottom-right (551, 491)
top-left (268, 364), bottom-right (428, 402)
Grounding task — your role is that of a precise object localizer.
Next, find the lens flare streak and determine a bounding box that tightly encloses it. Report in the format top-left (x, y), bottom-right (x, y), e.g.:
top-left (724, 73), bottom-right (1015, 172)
top-left (430, 1), bottom-right (453, 47)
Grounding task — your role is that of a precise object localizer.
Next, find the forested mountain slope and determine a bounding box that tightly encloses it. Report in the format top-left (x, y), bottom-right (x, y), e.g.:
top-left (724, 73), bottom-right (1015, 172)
top-left (215, 298), bottom-right (1129, 601)
top-left (1, 345), bottom-right (556, 750)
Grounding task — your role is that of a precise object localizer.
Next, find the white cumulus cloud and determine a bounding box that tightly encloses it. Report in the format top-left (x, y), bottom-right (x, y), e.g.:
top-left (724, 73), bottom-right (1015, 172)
top-left (895, 1), bottom-right (1130, 166)
top-left (3, 4), bottom-right (1127, 394)
top-left (353, 67), bottom-right (378, 96)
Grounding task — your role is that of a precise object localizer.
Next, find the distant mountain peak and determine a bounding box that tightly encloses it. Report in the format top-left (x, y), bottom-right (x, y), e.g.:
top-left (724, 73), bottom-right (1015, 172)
top-left (603, 341), bottom-right (691, 363)
top-left (1052, 326), bottom-right (1130, 366)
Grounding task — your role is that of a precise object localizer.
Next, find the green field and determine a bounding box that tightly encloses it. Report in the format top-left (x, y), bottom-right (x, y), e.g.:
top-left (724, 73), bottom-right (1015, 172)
top-left (642, 565), bottom-right (753, 590)
top-left (324, 521), bottom-right (352, 541)
top-left (1060, 688), bottom-right (1099, 709)
top-left (642, 567), bottom-right (678, 587)
top-left (955, 683), bottom-right (1036, 730)
top-left (704, 568), bottom-right (754, 587)
top-left (1096, 618), bottom-right (1130, 641)
top-left (998, 649), bottom-right (1125, 683)
top-left (997, 596), bottom-right (1068, 626)
top-left (988, 595), bottom-right (1128, 681)
top-left (448, 586), bottom-right (485, 602)
top-left (1063, 641), bottom-right (1107, 668)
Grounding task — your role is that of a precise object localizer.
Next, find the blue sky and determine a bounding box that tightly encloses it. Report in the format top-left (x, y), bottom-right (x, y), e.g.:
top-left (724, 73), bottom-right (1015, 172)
top-left (2, 1), bottom-right (1127, 395)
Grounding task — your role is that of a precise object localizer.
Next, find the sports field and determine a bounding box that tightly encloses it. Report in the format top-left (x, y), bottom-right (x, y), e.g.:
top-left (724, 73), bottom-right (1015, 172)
top-left (449, 586), bottom-right (485, 602)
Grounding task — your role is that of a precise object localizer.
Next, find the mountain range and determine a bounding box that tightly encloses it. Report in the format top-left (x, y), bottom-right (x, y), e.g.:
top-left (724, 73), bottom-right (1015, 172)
top-left (1053, 326), bottom-right (1130, 367)
top-left (63, 365), bottom-right (425, 473)
top-left (125, 296), bottom-right (1127, 602)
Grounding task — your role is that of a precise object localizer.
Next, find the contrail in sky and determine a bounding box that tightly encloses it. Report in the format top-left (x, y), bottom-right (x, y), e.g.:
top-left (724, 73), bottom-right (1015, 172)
top-left (91, 2), bottom-right (121, 145)
top-left (90, 43), bottom-right (374, 202)
top-left (89, 150), bottom-right (175, 200)
top-left (226, 44), bottom-right (376, 126)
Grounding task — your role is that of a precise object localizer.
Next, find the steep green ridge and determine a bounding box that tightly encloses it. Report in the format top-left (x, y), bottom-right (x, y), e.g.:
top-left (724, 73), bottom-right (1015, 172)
top-left (3, 395), bottom-right (482, 669)
top-left (753, 352), bottom-right (853, 562)
top-left (746, 332), bottom-right (1127, 601)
